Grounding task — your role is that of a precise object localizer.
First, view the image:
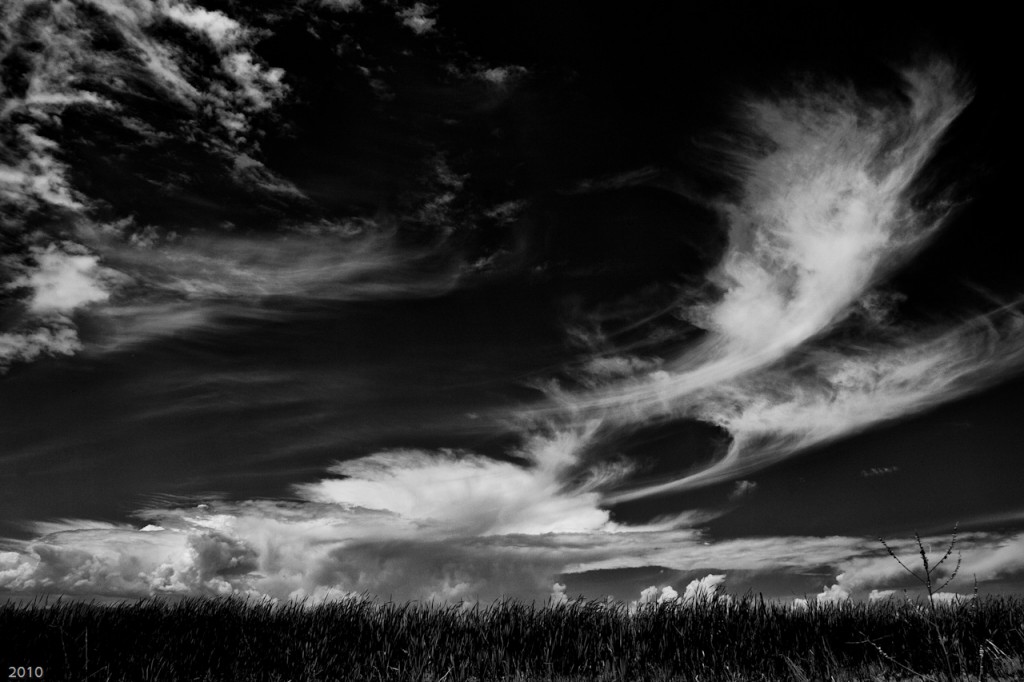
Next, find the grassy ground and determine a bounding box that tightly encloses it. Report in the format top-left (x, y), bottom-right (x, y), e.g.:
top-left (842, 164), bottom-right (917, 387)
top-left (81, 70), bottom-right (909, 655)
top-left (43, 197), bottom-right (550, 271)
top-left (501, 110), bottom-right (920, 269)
top-left (2, 594), bottom-right (1023, 681)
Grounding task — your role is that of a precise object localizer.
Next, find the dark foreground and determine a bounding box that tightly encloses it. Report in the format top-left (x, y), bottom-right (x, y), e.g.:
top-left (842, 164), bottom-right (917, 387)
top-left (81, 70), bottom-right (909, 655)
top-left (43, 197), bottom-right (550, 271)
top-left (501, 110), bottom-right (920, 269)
top-left (2, 595), bottom-right (1023, 681)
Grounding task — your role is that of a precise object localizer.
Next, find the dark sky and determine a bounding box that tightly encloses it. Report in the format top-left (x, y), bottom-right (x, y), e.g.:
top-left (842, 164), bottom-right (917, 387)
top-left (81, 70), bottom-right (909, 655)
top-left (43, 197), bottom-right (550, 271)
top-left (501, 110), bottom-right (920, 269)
top-left (0, 0), bottom-right (1020, 605)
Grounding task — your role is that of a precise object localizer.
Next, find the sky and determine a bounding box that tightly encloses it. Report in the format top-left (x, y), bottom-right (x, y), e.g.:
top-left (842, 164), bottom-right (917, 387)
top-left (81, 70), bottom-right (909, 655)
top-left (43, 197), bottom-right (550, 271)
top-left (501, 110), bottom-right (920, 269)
top-left (1, 0), bottom-right (1021, 606)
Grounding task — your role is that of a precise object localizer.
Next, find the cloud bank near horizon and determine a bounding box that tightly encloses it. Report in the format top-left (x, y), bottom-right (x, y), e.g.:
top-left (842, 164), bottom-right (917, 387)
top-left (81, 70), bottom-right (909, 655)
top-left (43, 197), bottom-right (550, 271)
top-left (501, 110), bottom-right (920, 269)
top-left (4, 460), bottom-right (1023, 603)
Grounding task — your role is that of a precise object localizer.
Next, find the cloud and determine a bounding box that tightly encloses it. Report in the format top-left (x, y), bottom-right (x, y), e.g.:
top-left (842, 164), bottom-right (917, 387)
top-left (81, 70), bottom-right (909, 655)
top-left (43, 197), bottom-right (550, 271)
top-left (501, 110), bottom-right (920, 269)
top-left (0, 325), bottom-right (82, 369)
top-left (0, 426), bottom-right (790, 600)
top-left (0, 221), bottom-right (466, 369)
top-left (0, 242), bottom-right (124, 372)
top-left (159, 0), bottom-right (245, 49)
top-left (638, 586), bottom-right (658, 605)
top-left (682, 574), bottom-right (726, 603)
top-left (0, 125), bottom-right (86, 212)
top-left (397, 3), bottom-right (436, 35)
top-left (635, 576), bottom-right (724, 609)
top-left (2, 456), bottom-right (1022, 601)
top-left (729, 480), bottom-right (757, 500)
top-left (515, 58), bottom-right (1024, 503)
top-left (0, 0), bottom-right (288, 188)
top-left (861, 466), bottom-right (899, 478)
top-left (321, 0), bottom-right (362, 10)
top-left (10, 244), bottom-right (116, 314)
top-left (814, 583), bottom-right (850, 604)
top-left (658, 585), bottom-right (678, 603)
top-left (929, 592), bottom-right (975, 605)
top-left (830, 533), bottom-right (1024, 597)
top-left (296, 437), bottom-right (610, 537)
top-left (550, 582), bottom-right (568, 606)
top-left (868, 589), bottom-right (897, 602)
top-left (477, 65), bottom-right (528, 86)
top-left (571, 59), bottom-right (970, 410)
top-left (0, 428), bottom-right (610, 600)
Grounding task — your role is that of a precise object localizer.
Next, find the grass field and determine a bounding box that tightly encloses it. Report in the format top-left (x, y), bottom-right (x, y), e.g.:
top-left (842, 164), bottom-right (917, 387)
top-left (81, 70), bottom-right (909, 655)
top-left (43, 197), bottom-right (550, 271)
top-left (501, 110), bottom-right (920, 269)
top-left (2, 594), bottom-right (1023, 681)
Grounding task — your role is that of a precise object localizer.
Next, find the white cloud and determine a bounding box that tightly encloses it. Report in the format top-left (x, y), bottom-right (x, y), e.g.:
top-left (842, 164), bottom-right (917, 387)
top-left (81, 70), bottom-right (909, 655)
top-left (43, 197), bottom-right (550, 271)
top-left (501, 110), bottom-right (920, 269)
top-left (657, 585), bottom-right (678, 603)
top-left (519, 59), bottom-right (1024, 504)
top-left (729, 480), bottom-right (757, 500)
top-left (398, 3), bottom-right (436, 35)
top-left (868, 589), bottom-right (897, 602)
top-left (297, 428), bottom-right (609, 537)
top-left (1, 242), bottom-right (124, 371)
top-left (582, 355), bottom-right (662, 381)
top-left (159, 0), bottom-right (244, 48)
top-left (682, 574), bottom-right (726, 603)
top-left (550, 582), bottom-right (568, 606)
top-left (11, 244), bottom-right (114, 314)
top-left (220, 52), bottom-right (286, 112)
top-left (815, 582), bottom-right (850, 604)
top-left (4, 223), bottom-right (465, 362)
top-left (929, 592), bottom-right (975, 605)
top-left (830, 533), bottom-right (1024, 598)
top-left (639, 585), bottom-right (659, 605)
top-left (2, 467), bottom-right (1021, 602)
top-left (321, 0), bottom-right (362, 10)
top-left (0, 126), bottom-right (84, 211)
top-left (0, 325), bottom-right (82, 370)
top-left (0, 0), bottom-right (288, 166)
top-left (478, 65), bottom-right (528, 86)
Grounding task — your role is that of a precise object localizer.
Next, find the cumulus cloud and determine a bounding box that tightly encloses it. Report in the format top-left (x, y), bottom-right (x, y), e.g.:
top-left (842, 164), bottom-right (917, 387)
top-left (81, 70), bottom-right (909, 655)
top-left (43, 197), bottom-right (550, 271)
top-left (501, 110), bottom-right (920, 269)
top-left (0, 424), bottom-right (826, 601)
top-left (296, 437), bottom-right (610, 537)
top-left (2, 459), bottom-right (1022, 601)
top-left (814, 582), bottom-right (851, 604)
top-left (638, 585), bottom-right (660, 605)
top-left (550, 582), bottom-right (568, 606)
top-left (868, 589), bottom-right (898, 602)
top-left (682, 574), bottom-right (726, 603)
top-left (635, 576), bottom-right (723, 609)
top-left (0, 428), bottom-right (610, 600)
top-left (159, 0), bottom-right (245, 48)
top-left (657, 585), bottom-right (678, 603)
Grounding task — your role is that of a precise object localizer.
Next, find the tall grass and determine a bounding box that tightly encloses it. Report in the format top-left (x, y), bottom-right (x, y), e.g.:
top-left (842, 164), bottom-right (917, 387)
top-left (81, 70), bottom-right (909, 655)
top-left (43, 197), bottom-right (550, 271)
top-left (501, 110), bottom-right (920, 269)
top-left (2, 594), bottom-right (1023, 681)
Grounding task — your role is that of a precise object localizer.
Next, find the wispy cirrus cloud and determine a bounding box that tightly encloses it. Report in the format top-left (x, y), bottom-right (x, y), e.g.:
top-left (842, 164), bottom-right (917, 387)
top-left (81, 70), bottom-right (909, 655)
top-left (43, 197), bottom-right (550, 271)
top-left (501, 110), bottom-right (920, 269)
top-left (0, 0), bottom-right (287, 213)
top-left (561, 59), bottom-right (971, 417)
top-left (523, 59), bottom-right (1024, 503)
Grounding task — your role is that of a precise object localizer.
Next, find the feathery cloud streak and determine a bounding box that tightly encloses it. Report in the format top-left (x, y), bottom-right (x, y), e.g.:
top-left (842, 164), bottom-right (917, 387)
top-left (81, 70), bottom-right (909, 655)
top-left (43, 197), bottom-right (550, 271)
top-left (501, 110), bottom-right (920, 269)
top-left (535, 59), bottom-right (1024, 501)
